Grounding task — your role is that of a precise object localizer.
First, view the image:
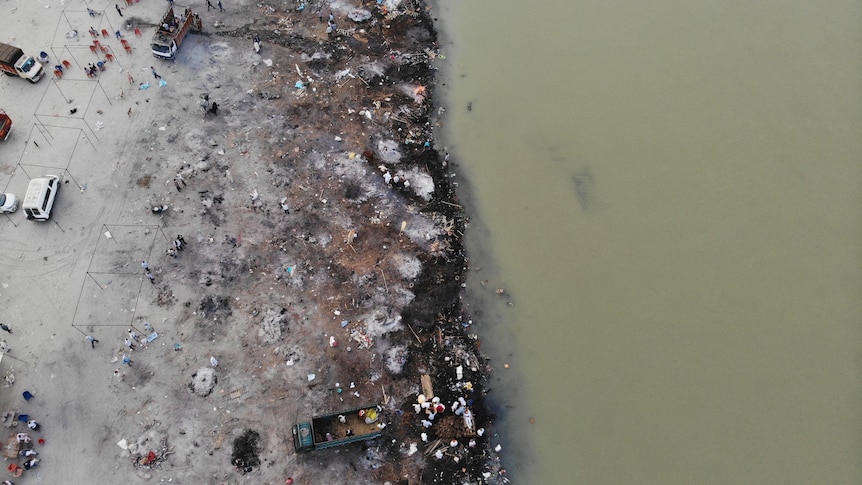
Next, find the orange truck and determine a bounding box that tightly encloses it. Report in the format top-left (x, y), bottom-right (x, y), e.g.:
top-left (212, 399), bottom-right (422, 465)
top-left (151, 6), bottom-right (202, 60)
top-left (0, 42), bottom-right (44, 83)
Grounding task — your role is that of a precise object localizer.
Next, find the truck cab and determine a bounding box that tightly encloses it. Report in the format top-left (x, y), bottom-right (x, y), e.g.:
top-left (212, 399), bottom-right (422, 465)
top-left (151, 36), bottom-right (178, 59)
top-left (292, 422), bottom-right (314, 453)
top-left (15, 56), bottom-right (44, 82)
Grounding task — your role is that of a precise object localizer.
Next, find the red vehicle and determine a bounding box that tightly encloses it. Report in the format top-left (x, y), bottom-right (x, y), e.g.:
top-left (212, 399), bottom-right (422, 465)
top-left (0, 110), bottom-right (11, 141)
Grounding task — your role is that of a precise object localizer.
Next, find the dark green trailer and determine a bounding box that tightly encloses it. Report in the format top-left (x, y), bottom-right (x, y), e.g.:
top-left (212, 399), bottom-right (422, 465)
top-left (292, 404), bottom-right (383, 453)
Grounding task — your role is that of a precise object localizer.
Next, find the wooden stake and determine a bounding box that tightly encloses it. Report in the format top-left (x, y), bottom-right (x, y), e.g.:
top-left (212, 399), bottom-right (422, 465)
top-left (407, 323), bottom-right (422, 344)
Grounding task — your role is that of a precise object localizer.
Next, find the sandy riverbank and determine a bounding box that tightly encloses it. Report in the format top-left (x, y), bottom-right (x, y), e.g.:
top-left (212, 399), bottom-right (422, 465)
top-left (0, 0), bottom-right (506, 483)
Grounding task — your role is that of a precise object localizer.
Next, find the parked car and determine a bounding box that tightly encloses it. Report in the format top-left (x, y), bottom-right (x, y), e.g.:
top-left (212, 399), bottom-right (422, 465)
top-left (0, 193), bottom-right (18, 213)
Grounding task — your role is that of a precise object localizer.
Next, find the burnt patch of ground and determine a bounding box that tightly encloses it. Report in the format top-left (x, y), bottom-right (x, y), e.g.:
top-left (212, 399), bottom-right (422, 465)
top-left (230, 429), bottom-right (261, 472)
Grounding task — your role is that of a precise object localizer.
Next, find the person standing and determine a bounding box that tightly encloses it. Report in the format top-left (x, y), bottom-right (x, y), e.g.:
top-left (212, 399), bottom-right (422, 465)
top-left (206, 0), bottom-right (214, 10)
top-left (150, 67), bottom-right (161, 80)
top-left (142, 261), bottom-right (149, 271)
top-left (115, 4), bottom-right (123, 16)
top-left (86, 335), bottom-right (99, 348)
top-left (0, 324), bottom-right (11, 334)
top-left (125, 338), bottom-right (136, 351)
top-left (218, 0), bottom-right (224, 12)
top-left (146, 271), bottom-right (155, 284)
top-left (177, 235), bottom-right (187, 248)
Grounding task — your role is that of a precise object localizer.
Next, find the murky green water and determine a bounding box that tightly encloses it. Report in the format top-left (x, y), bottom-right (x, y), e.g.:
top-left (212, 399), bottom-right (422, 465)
top-left (437, 1), bottom-right (862, 483)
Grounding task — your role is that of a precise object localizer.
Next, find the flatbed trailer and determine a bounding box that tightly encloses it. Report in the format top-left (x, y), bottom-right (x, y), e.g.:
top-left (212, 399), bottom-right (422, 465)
top-left (292, 404), bottom-right (383, 453)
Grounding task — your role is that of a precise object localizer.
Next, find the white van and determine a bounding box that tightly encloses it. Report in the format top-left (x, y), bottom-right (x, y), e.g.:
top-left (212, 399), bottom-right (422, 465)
top-left (22, 175), bottom-right (59, 221)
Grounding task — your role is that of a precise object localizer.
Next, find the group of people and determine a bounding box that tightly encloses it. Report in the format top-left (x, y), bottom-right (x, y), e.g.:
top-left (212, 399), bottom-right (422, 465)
top-left (164, 235), bottom-right (186, 258)
top-left (124, 327), bottom-right (140, 352)
top-left (121, 325), bottom-right (146, 367)
top-left (326, 12), bottom-right (338, 36)
top-left (84, 62), bottom-right (102, 78)
top-left (10, 418), bottom-right (43, 478)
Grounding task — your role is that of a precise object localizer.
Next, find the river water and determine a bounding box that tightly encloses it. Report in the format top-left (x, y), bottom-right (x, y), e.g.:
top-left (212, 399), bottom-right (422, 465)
top-left (435, 1), bottom-right (862, 483)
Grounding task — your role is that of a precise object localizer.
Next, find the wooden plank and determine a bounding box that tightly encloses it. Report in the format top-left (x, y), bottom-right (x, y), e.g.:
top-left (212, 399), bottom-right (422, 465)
top-left (420, 374), bottom-right (433, 400)
top-left (3, 433), bottom-right (20, 459)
